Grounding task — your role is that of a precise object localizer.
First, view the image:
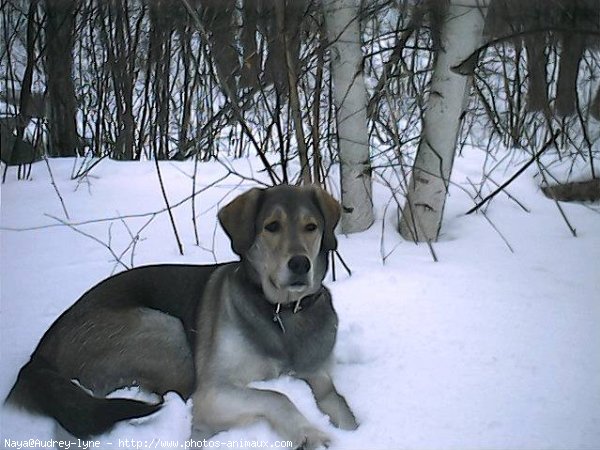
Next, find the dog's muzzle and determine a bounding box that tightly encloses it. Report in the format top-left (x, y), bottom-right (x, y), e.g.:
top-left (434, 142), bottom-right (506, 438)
top-left (288, 255), bottom-right (310, 275)
top-left (287, 255), bottom-right (311, 290)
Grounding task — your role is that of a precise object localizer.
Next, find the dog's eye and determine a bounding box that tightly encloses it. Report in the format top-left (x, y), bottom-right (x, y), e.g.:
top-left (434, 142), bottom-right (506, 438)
top-left (305, 223), bottom-right (318, 232)
top-left (264, 221), bottom-right (281, 233)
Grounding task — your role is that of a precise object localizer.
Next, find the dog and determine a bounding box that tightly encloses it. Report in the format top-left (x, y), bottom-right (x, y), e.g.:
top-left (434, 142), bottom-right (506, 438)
top-left (6, 184), bottom-right (358, 449)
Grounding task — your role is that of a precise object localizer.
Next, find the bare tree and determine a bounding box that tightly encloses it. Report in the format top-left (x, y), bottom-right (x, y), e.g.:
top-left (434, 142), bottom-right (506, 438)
top-left (323, 0), bottom-right (374, 233)
top-left (399, 0), bottom-right (489, 242)
top-left (98, 0), bottom-right (144, 160)
top-left (45, 0), bottom-right (78, 157)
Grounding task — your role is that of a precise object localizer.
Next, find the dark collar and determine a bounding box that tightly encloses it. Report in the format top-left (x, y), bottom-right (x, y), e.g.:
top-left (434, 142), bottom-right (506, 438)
top-left (275, 286), bottom-right (325, 312)
top-left (272, 287), bottom-right (326, 333)
top-left (235, 262), bottom-right (326, 333)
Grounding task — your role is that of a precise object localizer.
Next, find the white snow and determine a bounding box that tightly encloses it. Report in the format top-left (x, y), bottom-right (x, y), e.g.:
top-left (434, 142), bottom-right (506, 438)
top-left (1, 150), bottom-right (599, 449)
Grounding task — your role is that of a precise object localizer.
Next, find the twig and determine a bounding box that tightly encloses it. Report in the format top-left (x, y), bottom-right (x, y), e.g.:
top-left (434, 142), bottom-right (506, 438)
top-left (574, 78), bottom-right (596, 180)
top-left (453, 27), bottom-right (600, 76)
top-left (487, 176), bottom-right (530, 213)
top-left (371, 171), bottom-right (406, 263)
top-left (466, 177), bottom-right (514, 253)
top-left (278, 0), bottom-right (311, 185)
top-left (207, 214), bottom-right (219, 263)
top-left (153, 156), bottom-right (184, 255)
top-left (333, 250), bottom-right (352, 277)
top-left (71, 152), bottom-right (109, 180)
top-left (424, 239), bottom-right (438, 262)
top-left (536, 160), bottom-right (577, 237)
top-left (331, 249), bottom-right (336, 282)
top-left (117, 215), bottom-right (155, 269)
top-left (380, 195), bottom-right (402, 264)
top-left (43, 156), bottom-right (70, 220)
top-left (3, 174), bottom-right (231, 232)
top-left (192, 155), bottom-right (201, 246)
top-left (47, 214), bottom-right (129, 270)
top-left (465, 130), bottom-right (560, 215)
top-left (179, 0), bottom-right (281, 185)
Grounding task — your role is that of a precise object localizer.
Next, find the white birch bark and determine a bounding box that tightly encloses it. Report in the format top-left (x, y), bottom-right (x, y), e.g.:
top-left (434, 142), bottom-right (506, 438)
top-left (399, 0), bottom-right (488, 242)
top-left (323, 0), bottom-right (374, 233)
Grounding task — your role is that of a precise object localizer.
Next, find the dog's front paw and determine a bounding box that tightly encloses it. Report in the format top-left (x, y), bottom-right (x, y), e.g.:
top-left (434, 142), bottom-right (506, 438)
top-left (325, 398), bottom-right (358, 430)
top-left (331, 410), bottom-right (358, 431)
top-left (294, 426), bottom-right (331, 450)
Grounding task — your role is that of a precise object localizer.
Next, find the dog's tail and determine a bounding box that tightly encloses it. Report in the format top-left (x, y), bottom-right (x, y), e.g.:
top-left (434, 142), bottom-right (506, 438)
top-left (5, 356), bottom-right (162, 438)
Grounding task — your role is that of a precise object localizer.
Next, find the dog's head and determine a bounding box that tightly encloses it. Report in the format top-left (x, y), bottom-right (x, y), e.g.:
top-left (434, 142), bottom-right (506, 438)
top-left (218, 185), bottom-right (341, 305)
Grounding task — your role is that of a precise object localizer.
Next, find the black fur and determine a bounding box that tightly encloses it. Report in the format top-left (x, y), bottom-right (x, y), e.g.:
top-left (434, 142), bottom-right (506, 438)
top-left (7, 356), bottom-right (162, 438)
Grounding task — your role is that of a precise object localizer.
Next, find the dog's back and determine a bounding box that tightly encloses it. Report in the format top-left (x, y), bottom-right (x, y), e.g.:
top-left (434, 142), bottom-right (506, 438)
top-left (6, 263), bottom-right (223, 437)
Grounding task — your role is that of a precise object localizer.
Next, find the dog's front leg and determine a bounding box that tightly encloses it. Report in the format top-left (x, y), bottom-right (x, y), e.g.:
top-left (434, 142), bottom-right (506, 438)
top-left (192, 386), bottom-right (330, 450)
top-left (301, 371), bottom-right (358, 431)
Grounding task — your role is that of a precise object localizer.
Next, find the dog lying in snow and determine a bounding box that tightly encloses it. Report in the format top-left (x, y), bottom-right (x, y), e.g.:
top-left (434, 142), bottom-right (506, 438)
top-left (7, 185), bottom-right (358, 449)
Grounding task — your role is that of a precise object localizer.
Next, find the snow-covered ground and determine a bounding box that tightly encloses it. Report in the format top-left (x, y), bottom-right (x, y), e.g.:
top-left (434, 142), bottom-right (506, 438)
top-left (1, 150), bottom-right (599, 450)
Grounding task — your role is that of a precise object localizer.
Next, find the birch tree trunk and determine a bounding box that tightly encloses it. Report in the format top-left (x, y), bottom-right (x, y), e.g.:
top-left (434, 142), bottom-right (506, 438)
top-left (323, 0), bottom-right (374, 233)
top-left (399, 0), bottom-right (488, 242)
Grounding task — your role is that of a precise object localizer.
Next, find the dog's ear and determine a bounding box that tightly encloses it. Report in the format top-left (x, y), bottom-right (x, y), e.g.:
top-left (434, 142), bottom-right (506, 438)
top-left (218, 188), bottom-right (264, 256)
top-left (310, 186), bottom-right (341, 252)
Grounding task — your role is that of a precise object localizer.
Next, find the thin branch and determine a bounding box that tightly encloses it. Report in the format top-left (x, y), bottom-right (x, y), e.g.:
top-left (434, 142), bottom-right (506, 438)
top-left (453, 27), bottom-right (600, 76)
top-left (153, 156), bottom-right (184, 255)
top-left (536, 160), bottom-right (578, 237)
top-left (2, 174), bottom-right (231, 232)
top-left (43, 156), bottom-right (70, 220)
top-left (487, 176), bottom-right (531, 213)
top-left (47, 214), bottom-right (130, 271)
top-left (333, 249), bottom-right (352, 277)
top-left (466, 177), bottom-right (514, 253)
top-left (465, 130), bottom-right (560, 215)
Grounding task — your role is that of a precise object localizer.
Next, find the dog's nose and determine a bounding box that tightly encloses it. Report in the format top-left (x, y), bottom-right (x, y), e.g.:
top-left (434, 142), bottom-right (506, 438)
top-left (288, 255), bottom-right (311, 275)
